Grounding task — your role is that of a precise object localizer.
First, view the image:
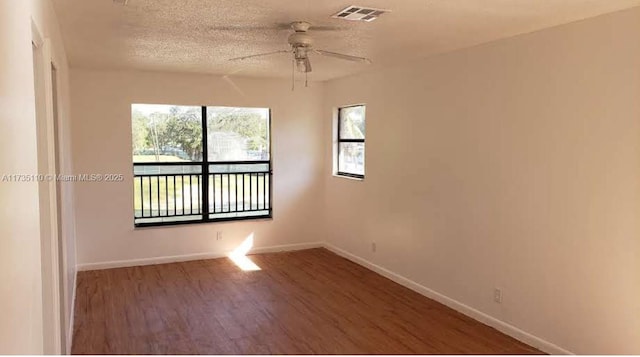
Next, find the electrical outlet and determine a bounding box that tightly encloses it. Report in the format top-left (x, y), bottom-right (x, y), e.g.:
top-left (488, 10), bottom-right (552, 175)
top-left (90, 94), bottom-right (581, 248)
top-left (371, 242), bottom-right (377, 253)
top-left (493, 288), bottom-right (503, 303)
top-left (216, 231), bottom-right (223, 240)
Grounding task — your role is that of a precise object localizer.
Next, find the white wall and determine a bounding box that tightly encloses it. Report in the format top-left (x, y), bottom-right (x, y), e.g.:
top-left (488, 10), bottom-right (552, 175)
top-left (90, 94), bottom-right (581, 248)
top-left (322, 7), bottom-right (640, 355)
top-left (0, 0), bottom-right (76, 353)
top-left (70, 69), bottom-right (325, 266)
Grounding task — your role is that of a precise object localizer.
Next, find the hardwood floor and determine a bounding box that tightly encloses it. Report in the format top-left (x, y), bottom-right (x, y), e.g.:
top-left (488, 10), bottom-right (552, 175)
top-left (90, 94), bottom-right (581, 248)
top-left (72, 248), bottom-right (541, 354)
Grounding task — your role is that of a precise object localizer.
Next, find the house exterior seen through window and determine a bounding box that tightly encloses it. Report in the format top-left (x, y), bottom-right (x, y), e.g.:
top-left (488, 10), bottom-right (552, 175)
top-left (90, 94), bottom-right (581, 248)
top-left (131, 104), bottom-right (271, 227)
top-left (337, 105), bottom-right (365, 178)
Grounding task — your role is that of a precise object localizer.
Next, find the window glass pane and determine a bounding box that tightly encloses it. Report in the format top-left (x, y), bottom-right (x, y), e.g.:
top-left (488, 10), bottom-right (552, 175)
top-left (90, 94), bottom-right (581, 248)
top-left (207, 106), bottom-right (269, 161)
top-left (208, 168), bottom-right (269, 215)
top-left (339, 105), bottom-right (365, 139)
top-left (209, 163), bottom-right (269, 173)
top-left (132, 104), bottom-right (202, 163)
top-left (133, 173), bottom-right (203, 219)
top-left (133, 164), bottom-right (201, 175)
top-left (338, 142), bottom-right (365, 176)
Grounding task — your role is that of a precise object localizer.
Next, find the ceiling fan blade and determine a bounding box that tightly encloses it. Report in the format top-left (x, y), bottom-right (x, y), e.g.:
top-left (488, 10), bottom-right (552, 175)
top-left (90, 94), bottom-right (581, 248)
top-left (310, 25), bottom-right (346, 31)
top-left (207, 21), bottom-right (345, 35)
top-left (314, 50), bottom-right (372, 64)
top-left (229, 50), bottom-right (290, 61)
top-left (207, 24), bottom-right (282, 31)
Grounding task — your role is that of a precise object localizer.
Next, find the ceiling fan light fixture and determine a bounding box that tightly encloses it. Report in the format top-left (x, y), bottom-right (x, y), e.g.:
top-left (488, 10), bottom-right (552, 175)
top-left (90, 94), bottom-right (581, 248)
top-left (296, 59), bottom-right (307, 72)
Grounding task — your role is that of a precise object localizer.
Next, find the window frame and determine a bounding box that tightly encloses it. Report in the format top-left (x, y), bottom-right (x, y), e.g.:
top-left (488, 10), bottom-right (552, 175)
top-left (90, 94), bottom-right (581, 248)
top-left (132, 105), bottom-right (272, 228)
top-left (336, 104), bottom-right (366, 179)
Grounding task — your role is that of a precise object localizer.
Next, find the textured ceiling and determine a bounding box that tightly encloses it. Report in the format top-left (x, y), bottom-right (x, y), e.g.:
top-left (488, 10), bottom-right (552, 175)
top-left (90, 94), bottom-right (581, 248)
top-left (53, 0), bottom-right (640, 81)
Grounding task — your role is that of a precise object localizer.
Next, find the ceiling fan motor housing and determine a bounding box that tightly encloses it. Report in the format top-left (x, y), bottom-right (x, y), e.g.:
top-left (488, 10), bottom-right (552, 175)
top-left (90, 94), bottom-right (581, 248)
top-left (288, 32), bottom-right (314, 48)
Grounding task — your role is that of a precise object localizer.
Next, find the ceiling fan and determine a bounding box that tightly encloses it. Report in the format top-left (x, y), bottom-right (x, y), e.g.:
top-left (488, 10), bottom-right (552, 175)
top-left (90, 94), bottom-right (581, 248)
top-left (228, 21), bottom-right (372, 88)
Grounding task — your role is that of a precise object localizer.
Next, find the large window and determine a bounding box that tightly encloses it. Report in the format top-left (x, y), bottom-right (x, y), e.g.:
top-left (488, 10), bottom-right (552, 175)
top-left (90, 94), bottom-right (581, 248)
top-left (337, 105), bottom-right (365, 178)
top-left (132, 104), bottom-right (271, 227)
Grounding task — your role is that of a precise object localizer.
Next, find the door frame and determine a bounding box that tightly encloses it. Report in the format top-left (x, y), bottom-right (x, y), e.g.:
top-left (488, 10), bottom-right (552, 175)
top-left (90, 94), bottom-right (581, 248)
top-left (31, 19), bottom-right (64, 355)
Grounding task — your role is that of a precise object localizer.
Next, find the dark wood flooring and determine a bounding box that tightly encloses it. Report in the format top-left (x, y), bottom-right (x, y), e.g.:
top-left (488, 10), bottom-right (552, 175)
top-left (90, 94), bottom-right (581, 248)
top-left (72, 248), bottom-right (541, 354)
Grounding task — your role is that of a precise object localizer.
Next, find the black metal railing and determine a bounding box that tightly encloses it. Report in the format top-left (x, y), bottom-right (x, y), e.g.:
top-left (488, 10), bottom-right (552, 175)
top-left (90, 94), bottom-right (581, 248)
top-left (133, 161), bottom-right (271, 226)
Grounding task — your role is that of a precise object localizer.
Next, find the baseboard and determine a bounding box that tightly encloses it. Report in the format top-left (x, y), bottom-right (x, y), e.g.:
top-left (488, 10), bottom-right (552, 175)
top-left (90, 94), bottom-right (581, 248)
top-left (323, 242), bottom-right (573, 355)
top-left (249, 241), bottom-right (324, 254)
top-left (66, 268), bottom-right (77, 354)
top-left (76, 241), bottom-right (324, 271)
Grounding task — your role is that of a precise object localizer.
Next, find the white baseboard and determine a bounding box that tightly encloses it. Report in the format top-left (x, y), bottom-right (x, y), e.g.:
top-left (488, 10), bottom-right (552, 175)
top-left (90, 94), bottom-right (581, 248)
top-left (76, 241), bottom-right (324, 271)
top-left (250, 241), bottom-right (324, 254)
top-left (323, 242), bottom-right (573, 355)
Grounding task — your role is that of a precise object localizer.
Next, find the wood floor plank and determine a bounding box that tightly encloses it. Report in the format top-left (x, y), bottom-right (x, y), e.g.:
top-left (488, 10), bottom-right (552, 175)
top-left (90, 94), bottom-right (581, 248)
top-left (72, 248), bottom-right (542, 354)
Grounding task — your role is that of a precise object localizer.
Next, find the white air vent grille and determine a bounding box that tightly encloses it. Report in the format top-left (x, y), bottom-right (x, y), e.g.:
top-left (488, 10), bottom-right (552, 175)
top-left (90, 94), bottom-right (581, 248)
top-left (332, 5), bottom-right (389, 22)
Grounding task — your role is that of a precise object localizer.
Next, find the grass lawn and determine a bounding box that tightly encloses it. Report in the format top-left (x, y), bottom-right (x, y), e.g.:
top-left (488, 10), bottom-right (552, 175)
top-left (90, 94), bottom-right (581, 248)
top-left (133, 155), bottom-right (188, 162)
top-left (133, 155), bottom-right (269, 216)
top-left (133, 174), bottom-right (268, 216)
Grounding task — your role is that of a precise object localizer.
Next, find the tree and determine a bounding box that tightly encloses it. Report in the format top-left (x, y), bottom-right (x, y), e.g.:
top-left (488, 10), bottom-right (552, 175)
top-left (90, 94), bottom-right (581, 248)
top-left (131, 109), bottom-right (149, 154)
top-left (341, 107), bottom-right (365, 139)
top-left (148, 112), bottom-right (170, 161)
top-left (132, 106), bottom-right (267, 162)
top-left (164, 107), bottom-right (203, 161)
top-left (208, 107), bottom-right (268, 152)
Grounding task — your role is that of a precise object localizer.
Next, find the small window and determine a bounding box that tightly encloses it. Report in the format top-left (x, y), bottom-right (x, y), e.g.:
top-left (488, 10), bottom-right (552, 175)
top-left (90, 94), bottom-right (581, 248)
top-left (337, 105), bottom-right (365, 178)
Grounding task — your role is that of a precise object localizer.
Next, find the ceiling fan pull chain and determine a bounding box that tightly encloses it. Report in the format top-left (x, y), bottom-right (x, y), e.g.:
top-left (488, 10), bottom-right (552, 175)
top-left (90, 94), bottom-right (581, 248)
top-left (291, 57), bottom-right (295, 91)
top-left (305, 71), bottom-right (308, 88)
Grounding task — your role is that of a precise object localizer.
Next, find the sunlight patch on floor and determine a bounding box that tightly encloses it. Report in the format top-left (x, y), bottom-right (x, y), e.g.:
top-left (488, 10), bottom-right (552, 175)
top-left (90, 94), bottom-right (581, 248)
top-left (228, 233), bottom-right (261, 271)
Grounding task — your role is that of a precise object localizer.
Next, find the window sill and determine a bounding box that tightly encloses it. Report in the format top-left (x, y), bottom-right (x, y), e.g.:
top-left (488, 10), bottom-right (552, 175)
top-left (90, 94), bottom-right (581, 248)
top-left (133, 215), bottom-right (273, 229)
top-left (333, 173), bottom-right (364, 181)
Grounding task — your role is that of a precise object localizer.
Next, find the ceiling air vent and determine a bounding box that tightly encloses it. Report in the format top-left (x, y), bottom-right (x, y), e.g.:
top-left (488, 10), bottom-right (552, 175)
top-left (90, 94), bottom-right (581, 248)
top-left (332, 5), bottom-right (389, 22)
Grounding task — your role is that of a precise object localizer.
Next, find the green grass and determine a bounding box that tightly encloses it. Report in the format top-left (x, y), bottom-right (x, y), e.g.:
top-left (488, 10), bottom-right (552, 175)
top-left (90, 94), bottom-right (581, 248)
top-left (133, 174), bottom-right (268, 215)
top-left (133, 155), bottom-right (188, 163)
